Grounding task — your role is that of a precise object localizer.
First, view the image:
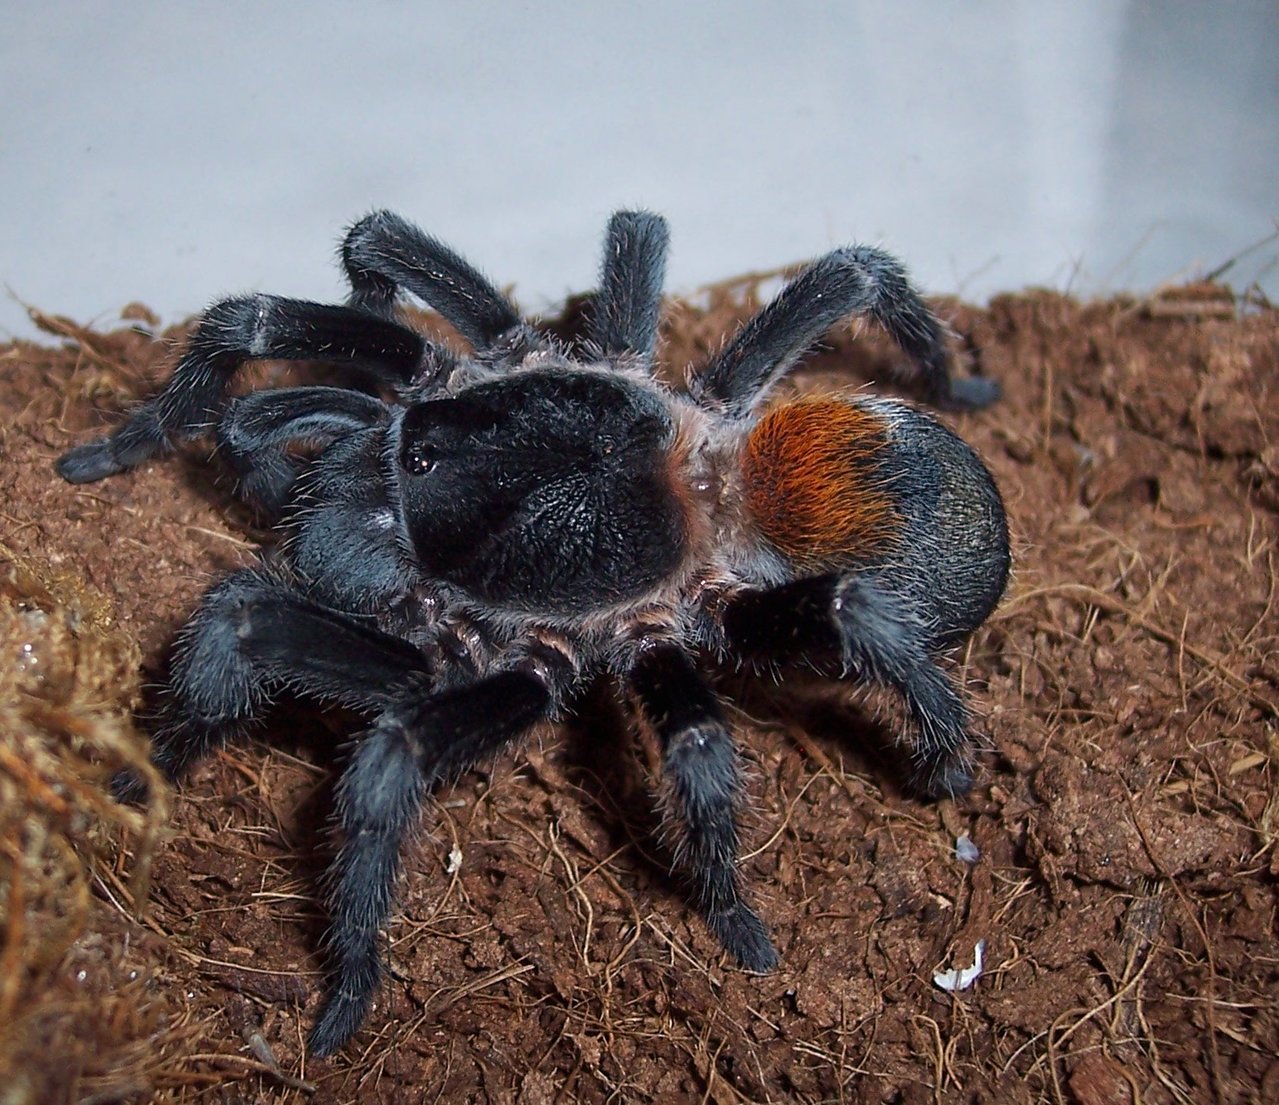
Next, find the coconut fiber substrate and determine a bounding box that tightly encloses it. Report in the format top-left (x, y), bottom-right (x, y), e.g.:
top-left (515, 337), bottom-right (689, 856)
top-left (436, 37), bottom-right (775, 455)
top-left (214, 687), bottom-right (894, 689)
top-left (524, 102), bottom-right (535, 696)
top-left (1, 276), bottom-right (1276, 1104)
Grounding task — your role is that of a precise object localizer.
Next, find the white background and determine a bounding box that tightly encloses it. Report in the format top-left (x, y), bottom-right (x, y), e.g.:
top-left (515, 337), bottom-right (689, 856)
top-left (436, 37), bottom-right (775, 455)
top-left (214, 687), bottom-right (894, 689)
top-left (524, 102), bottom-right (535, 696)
top-left (2, 1), bottom-right (1275, 341)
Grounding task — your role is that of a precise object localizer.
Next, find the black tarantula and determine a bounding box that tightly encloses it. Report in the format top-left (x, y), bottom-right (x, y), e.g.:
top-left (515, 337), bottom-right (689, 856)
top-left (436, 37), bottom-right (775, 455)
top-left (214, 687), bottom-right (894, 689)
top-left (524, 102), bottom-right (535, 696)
top-left (57, 210), bottom-right (1009, 1056)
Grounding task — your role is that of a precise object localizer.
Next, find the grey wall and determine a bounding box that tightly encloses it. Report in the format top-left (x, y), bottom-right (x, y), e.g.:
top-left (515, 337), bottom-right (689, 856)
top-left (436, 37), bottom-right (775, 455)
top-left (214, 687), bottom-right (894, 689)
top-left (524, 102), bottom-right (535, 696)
top-left (2, 1), bottom-right (1275, 340)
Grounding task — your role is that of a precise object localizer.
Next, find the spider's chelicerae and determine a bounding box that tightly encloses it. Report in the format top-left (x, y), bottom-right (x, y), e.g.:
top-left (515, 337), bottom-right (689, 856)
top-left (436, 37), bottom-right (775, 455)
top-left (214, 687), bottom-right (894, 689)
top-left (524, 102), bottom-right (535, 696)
top-left (58, 210), bottom-right (1010, 1055)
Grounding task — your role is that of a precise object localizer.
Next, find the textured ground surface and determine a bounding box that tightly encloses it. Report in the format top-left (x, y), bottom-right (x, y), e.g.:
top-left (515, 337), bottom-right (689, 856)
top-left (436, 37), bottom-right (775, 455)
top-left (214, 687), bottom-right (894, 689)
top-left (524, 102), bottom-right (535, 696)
top-left (1, 279), bottom-right (1276, 1103)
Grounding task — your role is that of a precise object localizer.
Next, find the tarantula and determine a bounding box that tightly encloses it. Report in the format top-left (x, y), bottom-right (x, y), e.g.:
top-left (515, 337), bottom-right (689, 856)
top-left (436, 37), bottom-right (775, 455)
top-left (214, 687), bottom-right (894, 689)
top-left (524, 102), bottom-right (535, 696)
top-left (57, 210), bottom-right (1009, 1055)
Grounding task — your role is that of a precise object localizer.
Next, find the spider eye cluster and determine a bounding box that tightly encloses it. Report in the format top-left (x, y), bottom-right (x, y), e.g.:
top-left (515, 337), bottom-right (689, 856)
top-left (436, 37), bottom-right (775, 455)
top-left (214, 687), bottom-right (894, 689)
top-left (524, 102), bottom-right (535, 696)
top-left (402, 442), bottom-right (435, 475)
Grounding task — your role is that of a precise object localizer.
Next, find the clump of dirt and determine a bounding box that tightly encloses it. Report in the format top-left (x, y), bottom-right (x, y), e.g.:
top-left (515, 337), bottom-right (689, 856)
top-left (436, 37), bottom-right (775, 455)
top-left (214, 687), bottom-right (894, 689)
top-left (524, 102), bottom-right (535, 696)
top-left (0, 536), bottom-right (170, 1100)
top-left (0, 279), bottom-right (1276, 1103)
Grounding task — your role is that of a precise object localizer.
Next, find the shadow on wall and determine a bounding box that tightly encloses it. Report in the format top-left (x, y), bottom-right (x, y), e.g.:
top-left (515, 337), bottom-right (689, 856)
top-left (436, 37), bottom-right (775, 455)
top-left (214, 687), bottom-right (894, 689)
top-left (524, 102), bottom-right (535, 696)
top-left (1098, 1), bottom-right (1279, 291)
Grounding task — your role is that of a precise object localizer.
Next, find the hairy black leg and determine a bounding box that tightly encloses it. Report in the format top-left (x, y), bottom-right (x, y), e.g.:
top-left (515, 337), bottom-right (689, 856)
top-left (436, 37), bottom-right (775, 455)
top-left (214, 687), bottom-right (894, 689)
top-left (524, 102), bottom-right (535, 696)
top-left (57, 297), bottom-right (425, 484)
top-left (722, 575), bottom-right (975, 797)
top-left (117, 568), bottom-right (433, 800)
top-left (341, 210), bottom-right (524, 350)
top-left (592, 210), bottom-right (669, 360)
top-left (284, 426), bottom-right (420, 613)
top-left (687, 246), bottom-right (998, 418)
top-left (217, 386), bottom-right (388, 514)
top-left (628, 644), bottom-right (778, 971)
top-left (309, 670), bottom-right (553, 1056)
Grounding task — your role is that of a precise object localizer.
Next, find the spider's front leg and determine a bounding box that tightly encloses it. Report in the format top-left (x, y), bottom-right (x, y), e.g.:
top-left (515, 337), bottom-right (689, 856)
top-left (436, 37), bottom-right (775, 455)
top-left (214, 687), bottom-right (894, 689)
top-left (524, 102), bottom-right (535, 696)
top-left (312, 666), bottom-right (558, 1056)
top-left (627, 643), bottom-right (778, 972)
top-left (117, 567), bottom-right (436, 798)
top-left (56, 296), bottom-right (427, 484)
top-left (722, 574), bottom-right (977, 798)
top-left (341, 210), bottom-right (538, 358)
top-left (216, 385), bottom-right (389, 515)
top-left (134, 567), bottom-right (567, 1054)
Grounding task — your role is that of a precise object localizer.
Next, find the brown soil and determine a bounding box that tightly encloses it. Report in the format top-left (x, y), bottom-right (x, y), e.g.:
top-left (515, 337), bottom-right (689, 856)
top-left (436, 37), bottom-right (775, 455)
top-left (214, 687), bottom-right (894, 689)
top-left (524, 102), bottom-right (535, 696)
top-left (1, 278), bottom-right (1276, 1104)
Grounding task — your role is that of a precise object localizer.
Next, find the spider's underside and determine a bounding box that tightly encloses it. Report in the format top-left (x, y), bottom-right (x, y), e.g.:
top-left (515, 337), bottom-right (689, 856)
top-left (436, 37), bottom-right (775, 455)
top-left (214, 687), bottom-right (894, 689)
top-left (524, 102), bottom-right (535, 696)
top-left (57, 210), bottom-right (1010, 1056)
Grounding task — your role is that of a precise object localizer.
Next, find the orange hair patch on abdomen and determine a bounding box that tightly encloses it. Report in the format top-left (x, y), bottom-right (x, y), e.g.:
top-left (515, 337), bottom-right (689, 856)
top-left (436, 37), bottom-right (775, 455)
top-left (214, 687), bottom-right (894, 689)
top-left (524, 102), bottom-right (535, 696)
top-left (743, 398), bottom-right (899, 568)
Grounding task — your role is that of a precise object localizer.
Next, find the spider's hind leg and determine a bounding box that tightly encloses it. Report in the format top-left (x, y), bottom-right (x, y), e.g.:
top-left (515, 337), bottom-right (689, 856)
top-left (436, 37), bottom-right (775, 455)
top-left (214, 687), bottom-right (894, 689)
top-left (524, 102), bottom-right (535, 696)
top-left (687, 245), bottom-right (997, 418)
top-left (722, 574), bottom-right (977, 799)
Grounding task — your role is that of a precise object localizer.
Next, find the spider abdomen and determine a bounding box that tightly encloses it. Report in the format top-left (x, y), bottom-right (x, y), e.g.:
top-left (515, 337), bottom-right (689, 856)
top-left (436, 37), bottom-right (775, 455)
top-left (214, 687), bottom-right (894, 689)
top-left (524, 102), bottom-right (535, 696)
top-left (864, 399), bottom-right (1009, 647)
top-left (742, 395), bottom-right (1009, 649)
top-left (742, 397), bottom-right (901, 570)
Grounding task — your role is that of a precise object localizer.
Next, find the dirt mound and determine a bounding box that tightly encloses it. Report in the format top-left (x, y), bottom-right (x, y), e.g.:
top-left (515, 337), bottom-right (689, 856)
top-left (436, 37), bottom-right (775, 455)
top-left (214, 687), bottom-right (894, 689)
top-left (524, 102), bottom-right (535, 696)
top-left (1, 281), bottom-right (1276, 1102)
